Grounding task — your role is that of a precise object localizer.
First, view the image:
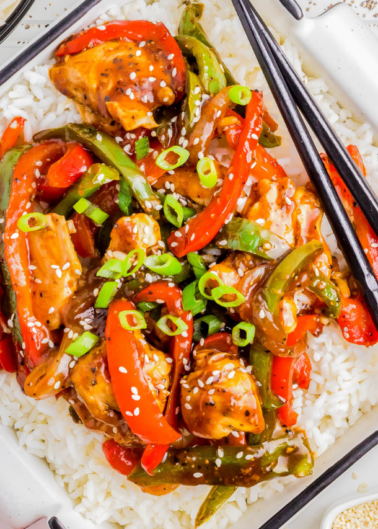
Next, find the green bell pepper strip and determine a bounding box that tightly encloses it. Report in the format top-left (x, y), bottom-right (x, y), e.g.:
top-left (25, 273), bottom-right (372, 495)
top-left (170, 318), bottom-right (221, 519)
top-left (308, 273), bottom-right (341, 318)
top-left (33, 124), bottom-right (161, 217)
top-left (249, 409), bottom-right (278, 446)
top-left (185, 70), bottom-right (204, 132)
top-left (195, 486), bottom-right (236, 528)
top-left (118, 178), bottom-right (133, 216)
top-left (128, 431), bottom-right (313, 487)
top-left (0, 145), bottom-right (32, 347)
top-left (260, 122), bottom-right (282, 149)
top-left (52, 163), bottom-right (119, 217)
top-left (250, 344), bottom-right (283, 410)
top-left (175, 35), bottom-right (226, 96)
top-left (215, 217), bottom-right (291, 261)
top-left (263, 240), bottom-right (324, 313)
top-left (178, 2), bottom-right (236, 86)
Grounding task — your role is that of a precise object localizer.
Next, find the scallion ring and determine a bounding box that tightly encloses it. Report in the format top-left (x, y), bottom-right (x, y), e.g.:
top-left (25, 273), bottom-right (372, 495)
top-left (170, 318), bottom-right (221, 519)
top-left (229, 85), bottom-right (252, 106)
top-left (145, 253), bottom-right (182, 276)
top-left (197, 157), bottom-right (218, 188)
top-left (232, 322), bottom-right (255, 347)
top-left (183, 280), bottom-right (207, 315)
top-left (66, 331), bottom-right (99, 357)
top-left (198, 271), bottom-right (224, 300)
top-left (119, 310), bottom-right (147, 331)
top-left (187, 252), bottom-right (207, 279)
top-left (212, 285), bottom-right (245, 307)
top-left (157, 314), bottom-right (188, 336)
top-left (86, 205), bottom-right (109, 225)
top-left (94, 281), bottom-right (119, 309)
top-left (17, 212), bottom-right (47, 232)
top-left (183, 206), bottom-right (196, 222)
top-left (156, 146), bottom-right (189, 170)
top-left (164, 194), bottom-right (184, 228)
top-left (96, 259), bottom-right (124, 279)
top-left (73, 198), bottom-right (91, 214)
top-left (193, 315), bottom-right (223, 342)
top-left (123, 249), bottom-right (145, 277)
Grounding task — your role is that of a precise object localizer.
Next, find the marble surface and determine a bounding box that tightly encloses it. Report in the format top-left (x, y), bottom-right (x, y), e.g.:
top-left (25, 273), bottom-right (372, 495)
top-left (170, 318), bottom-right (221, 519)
top-left (1, 1), bottom-right (378, 528)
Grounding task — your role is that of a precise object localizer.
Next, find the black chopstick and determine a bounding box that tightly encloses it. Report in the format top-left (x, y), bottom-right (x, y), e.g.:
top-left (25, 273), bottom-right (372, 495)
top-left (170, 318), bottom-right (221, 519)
top-left (231, 0), bottom-right (378, 327)
top-left (249, 6), bottom-right (378, 240)
top-left (278, 0), bottom-right (303, 20)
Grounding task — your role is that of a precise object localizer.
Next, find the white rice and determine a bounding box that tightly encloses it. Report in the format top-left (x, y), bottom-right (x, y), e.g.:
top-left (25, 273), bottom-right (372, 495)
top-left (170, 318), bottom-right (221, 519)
top-left (1, 0), bottom-right (378, 527)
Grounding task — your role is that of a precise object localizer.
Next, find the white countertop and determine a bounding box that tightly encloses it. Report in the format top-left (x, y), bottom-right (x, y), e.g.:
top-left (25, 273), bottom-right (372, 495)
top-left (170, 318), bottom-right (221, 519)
top-left (1, 1), bottom-right (378, 528)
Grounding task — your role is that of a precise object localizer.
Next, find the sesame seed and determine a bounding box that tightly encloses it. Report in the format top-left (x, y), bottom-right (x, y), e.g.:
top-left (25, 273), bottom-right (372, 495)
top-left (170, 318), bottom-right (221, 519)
top-left (200, 338), bottom-right (205, 346)
top-left (218, 240), bottom-right (227, 246)
top-left (193, 138), bottom-right (200, 145)
top-left (75, 269), bottom-right (81, 276)
top-left (198, 380), bottom-right (204, 388)
top-left (217, 448), bottom-right (224, 457)
top-left (215, 459), bottom-right (222, 467)
top-left (62, 262), bottom-right (70, 270)
top-left (139, 41), bottom-right (146, 47)
top-left (54, 381), bottom-right (61, 389)
top-left (136, 50), bottom-right (142, 56)
top-left (252, 134), bottom-right (259, 140)
top-left (259, 309), bottom-right (265, 319)
top-left (69, 361), bottom-right (76, 369)
top-left (56, 269), bottom-right (62, 278)
top-left (208, 389), bottom-right (215, 395)
top-left (48, 307), bottom-right (55, 314)
top-left (96, 134), bottom-right (102, 141)
top-left (125, 411), bottom-right (133, 417)
top-left (236, 451), bottom-right (243, 459)
top-left (185, 403), bottom-right (192, 410)
top-left (182, 331), bottom-right (188, 338)
top-left (255, 218), bottom-right (265, 225)
top-left (149, 77), bottom-right (156, 82)
top-left (285, 197), bottom-right (292, 206)
top-left (193, 387), bottom-right (199, 394)
top-left (168, 53), bottom-right (174, 60)
top-left (119, 366), bottom-right (127, 373)
top-left (10, 232), bottom-right (19, 239)
top-left (134, 407), bottom-right (140, 416)
top-left (206, 376), bottom-right (214, 385)
top-left (132, 395), bottom-right (141, 401)
top-left (131, 387), bottom-right (138, 394)
top-left (245, 454), bottom-right (253, 460)
top-left (149, 65), bottom-right (154, 71)
top-left (193, 472), bottom-right (203, 478)
top-left (160, 80), bottom-right (166, 87)
top-left (231, 431), bottom-right (239, 438)
top-left (198, 152), bottom-right (204, 160)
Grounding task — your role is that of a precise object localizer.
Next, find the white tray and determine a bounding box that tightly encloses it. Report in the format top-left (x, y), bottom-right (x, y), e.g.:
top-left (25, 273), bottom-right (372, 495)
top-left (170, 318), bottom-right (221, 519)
top-left (1, 1), bottom-right (378, 528)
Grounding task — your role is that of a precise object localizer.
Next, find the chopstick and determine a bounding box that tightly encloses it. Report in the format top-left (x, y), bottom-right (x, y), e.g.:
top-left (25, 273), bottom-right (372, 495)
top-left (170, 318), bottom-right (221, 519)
top-left (249, 5), bottom-right (378, 240)
top-left (278, 0), bottom-right (303, 20)
top-left (231, 0), bottom-right (378, 327)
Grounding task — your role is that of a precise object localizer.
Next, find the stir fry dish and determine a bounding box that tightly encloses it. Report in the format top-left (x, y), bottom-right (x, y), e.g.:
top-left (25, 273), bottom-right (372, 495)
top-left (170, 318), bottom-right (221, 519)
top-left (1, 2), bottom-right (378, 526)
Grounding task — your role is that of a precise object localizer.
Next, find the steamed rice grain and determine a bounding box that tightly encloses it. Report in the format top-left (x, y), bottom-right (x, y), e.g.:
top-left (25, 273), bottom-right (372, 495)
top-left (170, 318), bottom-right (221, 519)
top-left (1, 0), bottom-right (378, 527)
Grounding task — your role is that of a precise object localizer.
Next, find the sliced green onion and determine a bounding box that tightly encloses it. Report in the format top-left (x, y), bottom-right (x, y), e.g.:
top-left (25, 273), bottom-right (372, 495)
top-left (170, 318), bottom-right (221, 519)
top-left (17, 212), bottom-right (47, 232)
top-left (94, 281), bottom-right (119, 309)
top-left (197, 157), bottom-right (218, 188)
top-left (187, 252), bottom-right (207, 278)
top-left (137, 301), bottom-right (159, 313)
top-left (119, 310), bottom-right (147, 330)
top-left (164, 194), bottom-right (184, 228)
top-left (198, 271), bottom-right (224, 300)
top-left (86, 205), bottom-right (109, 225)
top-left (97, 259), bottom-right (124, 279)
top-left (193, 315), bottom-right (223, 342)
top-left (66, 331), bottom-right (99, 357)
top-left (156, 146), bottom-right (189, 170)
top-left (145, 253), bottom-right (182, 276)
top-left (135, 136), bottom-right (150, 161)
top-left (183, 206), bottom-right (196, 222)
top-left (232, 322), bottom-right (255, 347)
top-left (212, 285), bottom-right (245, 307)
top-left (229, 85), bottom-right (252, 106)
top-left (73, 198), bottom-right (91, 214)
top-left (123, 249), bottom-right (145, 277)
top-left (157, 314), bottom-right (188, 336)
top-left (118, 179), bottom-right (133, 216)
top-left (183, 280), bottom-right (207, 315)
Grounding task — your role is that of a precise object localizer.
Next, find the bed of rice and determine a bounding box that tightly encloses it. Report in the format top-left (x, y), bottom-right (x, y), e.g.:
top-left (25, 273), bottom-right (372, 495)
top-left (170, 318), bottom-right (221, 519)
top-left (1, 0), bottom-right (378, 528)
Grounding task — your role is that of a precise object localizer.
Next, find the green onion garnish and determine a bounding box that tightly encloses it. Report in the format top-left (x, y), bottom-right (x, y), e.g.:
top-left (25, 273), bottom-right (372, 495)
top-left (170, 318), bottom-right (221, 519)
top-left (135, 136), bottom-right (150, 161)
top-left (183, 207), bottom-right (196, 222)
top-left (137, 301), bottom-right (159, 313)
top-left (193, 315), bottom-right (223, 342)
top-left (118, 179), bottom-right (133, 216)
top-left (164, 194), bottom-right (184, 228)
top-left (97, 259), bottom-right (124, 279)
top-left (73, 198), bottom-right (91, 214)
top-left (66, 331), bottom-right (99, 357)
top-left (187, 252), bottom-right (207, 279)
top-left (156, 314), bottom-right (188, 336)
top-left (183, 280), bottom-right (207, 315)
top-left (17, 212), bottom-right (47, 233)
top-left (156, 146), bottom-right (189, 170)
top-left (212, 285), bottom-right (245, 307)
top-left (119, 310), bottom-right (147, 331)
top-left (73, 197), bottom-right (109, 225)
top-left (123, 249), bottom-right (145, 276)
top-left (229, 85), bottom-right (252, 106)
top-left (197, 157), bottom-right (218, 188)
top-left (145, 253), bottom-right (182, 276)
top-left (94, 281), bottom-right (119, 309)
top-left (232, 322), bottom-right (255, 347)
top-left (198, 271), bottom-right (224, 300)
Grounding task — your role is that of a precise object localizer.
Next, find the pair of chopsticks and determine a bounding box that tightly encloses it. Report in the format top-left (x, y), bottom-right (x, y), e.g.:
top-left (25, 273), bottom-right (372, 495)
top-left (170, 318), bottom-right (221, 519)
top-left (231, 0), bottom-right (378, 327)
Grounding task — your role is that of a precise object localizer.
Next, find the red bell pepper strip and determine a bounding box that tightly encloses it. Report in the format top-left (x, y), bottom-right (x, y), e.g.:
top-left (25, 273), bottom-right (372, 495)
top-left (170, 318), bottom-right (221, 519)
top-left (106, 298), bottom-right (181, 446)
top-left (293, 353), bottom-right (312, 390)
top-left (56, 21), bottom-right (186, 103)
top-left (271, 356), bottom-right (298, 427)
top-left (38, 142), bottom-right (93, 202)
top-left (168, 91), bottom-right (263, 257)
top-left (0, 117), bottom-right (25, 160)
top-left (338, 294), bottom-right (378, 346)
top-left (287, 315), bottom-right (323, 347)
top-left (102, 439), bottom-right (143, 476)
top-left (139, 443), bottom-right (171, 476)
top-left (0, 336), bottom-right (17, 373)
top-left (134, 281), bottom-right (193, 473)
top-left (4, 143), bottom-right (63, 367)
top-left (195, 332), bottom-right (237, 355)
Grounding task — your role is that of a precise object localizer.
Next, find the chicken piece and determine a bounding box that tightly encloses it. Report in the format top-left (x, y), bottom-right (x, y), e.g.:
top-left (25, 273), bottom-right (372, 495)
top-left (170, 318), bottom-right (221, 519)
top-left (28, 213), bottom-right (82, 330)
top-left (181, 347), bottom-right (264, 439)
top-left (106, 213), bottom-right (161, 259)
top-left (71, 340), bottom-right (120, 426)
top-left (242, 177), bottom-right (296, 247)
top-left (135, 330), bottom-right (171, 413)
top-left (154, 165), bottom-right (223, 207)
top-left (50, 40), bottom-right (178, 132)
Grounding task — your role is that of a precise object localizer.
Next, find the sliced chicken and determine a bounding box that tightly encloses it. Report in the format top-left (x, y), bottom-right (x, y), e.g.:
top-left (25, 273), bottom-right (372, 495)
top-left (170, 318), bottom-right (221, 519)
top-left (106, 213), bottom-right (162, 258)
